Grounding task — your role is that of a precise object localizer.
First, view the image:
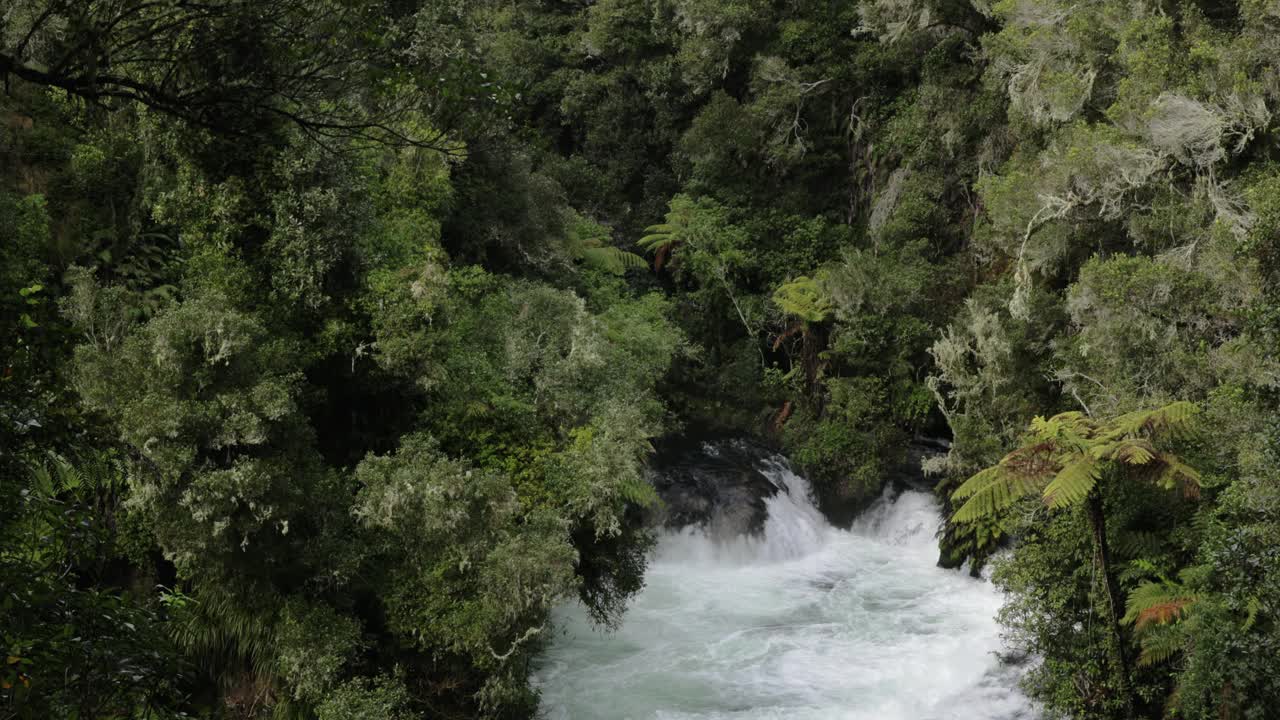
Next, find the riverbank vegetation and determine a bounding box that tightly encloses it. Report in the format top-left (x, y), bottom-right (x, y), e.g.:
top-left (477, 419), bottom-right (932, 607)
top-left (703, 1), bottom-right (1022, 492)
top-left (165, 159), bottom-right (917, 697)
top-left (2, 1), bottom-right (1278, 718)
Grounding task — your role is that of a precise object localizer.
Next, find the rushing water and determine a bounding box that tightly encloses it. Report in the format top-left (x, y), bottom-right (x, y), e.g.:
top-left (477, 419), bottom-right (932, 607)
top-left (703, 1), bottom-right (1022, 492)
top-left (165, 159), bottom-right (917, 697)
top-left (532, 449), bottom-right (1038, 720)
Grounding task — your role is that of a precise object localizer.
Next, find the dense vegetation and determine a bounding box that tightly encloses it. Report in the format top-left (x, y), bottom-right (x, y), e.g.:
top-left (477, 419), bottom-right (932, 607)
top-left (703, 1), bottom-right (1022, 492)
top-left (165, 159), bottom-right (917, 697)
top-left (2, 1), bottom-right (1277, 718)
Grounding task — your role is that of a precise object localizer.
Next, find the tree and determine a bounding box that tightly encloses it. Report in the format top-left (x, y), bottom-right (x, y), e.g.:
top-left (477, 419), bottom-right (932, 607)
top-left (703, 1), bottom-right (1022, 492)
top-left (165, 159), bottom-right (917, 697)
top-left (771, 275), bottom-right (832, 389)
top-left (950, 401), bottom-right (1202, 713)
top-left (1, 452), bottom-right (189, 719)
top-left (0, 0), bottom-right (461, 151)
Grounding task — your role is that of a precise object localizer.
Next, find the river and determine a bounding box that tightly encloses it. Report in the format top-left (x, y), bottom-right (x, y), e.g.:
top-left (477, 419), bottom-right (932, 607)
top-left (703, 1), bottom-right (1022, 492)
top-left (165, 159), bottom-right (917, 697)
top-left (532, 443), bottom-right (1039, 719)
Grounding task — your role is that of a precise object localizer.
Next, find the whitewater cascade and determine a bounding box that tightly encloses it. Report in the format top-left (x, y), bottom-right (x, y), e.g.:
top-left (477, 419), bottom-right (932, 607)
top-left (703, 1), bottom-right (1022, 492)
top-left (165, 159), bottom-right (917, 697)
top-left (532, 447), bottom-right (1038, 720)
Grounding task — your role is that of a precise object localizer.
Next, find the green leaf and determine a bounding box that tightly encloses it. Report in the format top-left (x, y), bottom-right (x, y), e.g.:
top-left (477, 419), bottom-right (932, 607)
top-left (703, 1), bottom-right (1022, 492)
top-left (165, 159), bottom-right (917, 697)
top-left (1041, 456), bottom-right (1100, 510)
top-left (952, 466), bottom-right (1043, 523)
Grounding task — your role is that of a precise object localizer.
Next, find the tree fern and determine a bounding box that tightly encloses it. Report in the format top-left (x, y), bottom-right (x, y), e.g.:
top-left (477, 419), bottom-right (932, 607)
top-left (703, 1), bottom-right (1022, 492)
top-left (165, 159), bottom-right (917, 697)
top-left (637, 198), bottom-right (697, 271)
top-left (950, 400), bottom-right (1203, 708)
top-left (565, 212), bottom-right (647, 276)
top-left (1151, 456), bottom-right (1202, 498)
top-left (951, 401), bottom-right (1201, 523)
top-left (169, 586), bottom-right (280, 681)
top-left (772, 276), bottom-right (832, 323)
top-left (1114, 530), bottom-right (1166, 560)
top-left (579, 245), bottom-right (649, 275)
top-left (1133, 622), bottom-right (1189, 667)
top-left (637, 223), bottom-right (679, 252)
top-left (1122, 570), bottom-right (1200, 666)
top-left (1104, 401), bottom-right (1198, 442)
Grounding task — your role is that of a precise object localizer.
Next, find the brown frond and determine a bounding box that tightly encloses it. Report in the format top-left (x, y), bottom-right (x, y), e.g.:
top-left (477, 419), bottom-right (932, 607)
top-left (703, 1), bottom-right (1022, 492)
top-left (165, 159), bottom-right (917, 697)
top-left (1136, 598), bottom-right (1194, 630)
top-left (654, 244), bottom-right (671, 272)
top-left (772, 400), bottom-right (794, 431)
top-left (772, 323), bottom-right (804, 351)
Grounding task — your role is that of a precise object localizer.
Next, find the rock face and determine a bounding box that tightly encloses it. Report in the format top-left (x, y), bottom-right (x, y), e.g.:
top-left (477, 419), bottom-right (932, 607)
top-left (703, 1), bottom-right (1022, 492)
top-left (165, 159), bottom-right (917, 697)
top-left (646, 436), bottom-right (782, 538)
top-left (889, 436), bottom-right (951, 492)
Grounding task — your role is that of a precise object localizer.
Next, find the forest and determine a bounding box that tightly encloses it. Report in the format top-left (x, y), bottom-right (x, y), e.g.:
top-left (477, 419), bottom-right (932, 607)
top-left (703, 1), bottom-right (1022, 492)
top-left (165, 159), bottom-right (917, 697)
top-left (1, 1), bottom-right (1278, 718)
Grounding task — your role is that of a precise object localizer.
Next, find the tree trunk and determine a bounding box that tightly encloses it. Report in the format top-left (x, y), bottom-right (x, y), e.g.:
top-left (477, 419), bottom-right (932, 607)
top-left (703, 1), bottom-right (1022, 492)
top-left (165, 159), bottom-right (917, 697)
top-left (1085, 490), bottom-right (1135, 716)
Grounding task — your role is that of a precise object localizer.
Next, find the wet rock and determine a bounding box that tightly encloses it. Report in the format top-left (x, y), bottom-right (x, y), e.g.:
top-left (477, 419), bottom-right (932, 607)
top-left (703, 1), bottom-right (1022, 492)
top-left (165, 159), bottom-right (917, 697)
top-left (646, 435), bottom-right (782, 537)
top-left (888, 436), bottom-right (951, 492)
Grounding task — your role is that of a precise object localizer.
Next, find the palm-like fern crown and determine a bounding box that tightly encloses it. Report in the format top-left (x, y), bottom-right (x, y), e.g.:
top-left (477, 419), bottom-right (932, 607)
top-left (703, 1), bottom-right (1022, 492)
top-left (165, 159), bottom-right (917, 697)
top-left (637, 203), bottom-right (695, 271)
top-left (772, 276), bottom-right (833, 324)
top-left (565, 215), bottom-right (647, 276)
top-left (951, 401), bottom-right (1201, 523)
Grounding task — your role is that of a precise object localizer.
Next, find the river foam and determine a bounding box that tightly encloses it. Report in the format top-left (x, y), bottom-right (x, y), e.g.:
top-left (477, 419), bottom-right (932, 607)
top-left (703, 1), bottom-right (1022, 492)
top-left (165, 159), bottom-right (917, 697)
top-left (532, 452), bottom-right (1038, 720)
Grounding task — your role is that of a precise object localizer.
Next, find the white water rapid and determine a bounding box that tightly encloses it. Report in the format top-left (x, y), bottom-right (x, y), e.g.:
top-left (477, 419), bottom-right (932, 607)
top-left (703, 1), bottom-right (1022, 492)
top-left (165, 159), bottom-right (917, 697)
top-left (532, 451), bottom-right (1039, 720)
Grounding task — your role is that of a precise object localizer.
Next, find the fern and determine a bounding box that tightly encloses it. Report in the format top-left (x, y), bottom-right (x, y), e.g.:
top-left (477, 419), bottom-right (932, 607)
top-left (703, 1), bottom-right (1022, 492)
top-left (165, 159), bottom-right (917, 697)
top-left (1135, 622), bottom-right (1188, 666)
top-left (579, 246), bottom-right (648, 275)
top-left (619, 477), bottom-right (659, 507)
top-left (636, 199), bottom-right (698, 271)
top-left (772, 276), bottom-right (833, 323)
top-left (170, 585), bottom-right (280, 680)
top-left (1042, 456), bottom-right (1101, 510)
top-left (1122, 569), bottom-right (1200, 665)
top-left (1152, 456), bottom-right (1202, 498)
top-left (637, 223), bottom-right (679, 252)
top-left (565, 213), bottom-right (648, 276)
top-left (1106, 401), bottom-right (1198, 440)
top-left (950, 401), bottom-right (1202, 525)
top-left (1115, 530), bottom-right (1166, 559)
top-left (952, 466), bottom-right (1043, 523)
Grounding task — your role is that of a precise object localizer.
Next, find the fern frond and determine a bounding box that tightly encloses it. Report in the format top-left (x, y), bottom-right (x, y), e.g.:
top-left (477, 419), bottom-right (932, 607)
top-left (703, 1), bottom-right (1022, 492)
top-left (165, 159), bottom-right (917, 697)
top-left (1115, 530), bottom-right (1165, 559)
top-left (1102, 439), bottom-right (1157, 465)
top-left (1042, 411), bottom-right (1090, 434)
top-left (1152, 454), bottom-right (1202, 498)
top-left (1042, 456), bottom-right (1100, 510)
top-left (27, 461), bottom-right (55, 498)
top-left (580, 246), bottom-right (648, 275)
top-left (1123, 580), bottom-right (1197, 628)
top-left (1145, 400), bottom-right (1199, 436)
top-left (619, 478), bottom-right (659, 507)
top-left (638, 233), bottom-right (675, 251)
top-left (1106, 401), bottom-right (1198, 440)
top-left (772, 276), bottom-right (832, 323)
top-left (1242, 596), bottom-right (1261, 632)
top-left (642, 223), bottom-right (676, 235)
top-left (951, 465), bottom-right (1003, 501)
top-left (952, 467), bottom-right (1043, 523)
top-left (170, 586), bottom-right (280, 678)
top-left (1136, 599), bottom-right (1195, 629)
top-left (1136, 622), bottom-right (1188, 666)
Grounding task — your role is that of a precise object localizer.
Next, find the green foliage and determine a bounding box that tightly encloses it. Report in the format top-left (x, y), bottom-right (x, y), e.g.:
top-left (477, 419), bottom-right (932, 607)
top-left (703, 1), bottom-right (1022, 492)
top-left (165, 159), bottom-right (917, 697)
top-left (952, 402), bottom-right (1201, 523)
top-left (354, 433), bottom-right (576, 709)
top-left (6, 0), bottom-right (1280, 717)
top-left (565, 211), bottom-right (648, 276)
top-left (783, 376), bottom-right (903, 507)
top-left (772, 276), bottom-right (832, 324)
top-left (1122, 569), bottom-right (1201, 666)
top-left (1, 452), bottom-right (189, 718)
top-left (274, 600), bottom-right (363, 701)
top-left (315, 675), bottom-right (414, 720)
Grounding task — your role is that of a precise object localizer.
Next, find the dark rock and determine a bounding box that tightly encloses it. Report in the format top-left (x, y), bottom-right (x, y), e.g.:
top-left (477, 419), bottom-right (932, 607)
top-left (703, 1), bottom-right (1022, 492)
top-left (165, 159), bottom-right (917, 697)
top-left (646, 435), bottom-right (782, 538)
top-left (887, 436), bottom-right (951, 492)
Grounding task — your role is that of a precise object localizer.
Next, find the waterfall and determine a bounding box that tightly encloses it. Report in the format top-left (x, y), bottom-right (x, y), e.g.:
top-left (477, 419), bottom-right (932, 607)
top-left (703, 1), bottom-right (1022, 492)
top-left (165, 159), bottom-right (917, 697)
top-left (532, 446), bottom-right (1039, 720)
